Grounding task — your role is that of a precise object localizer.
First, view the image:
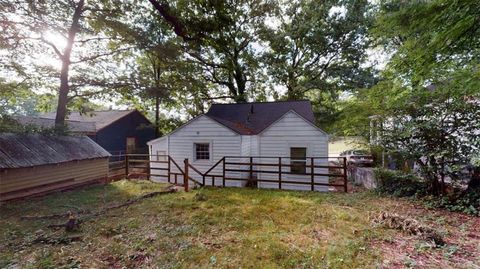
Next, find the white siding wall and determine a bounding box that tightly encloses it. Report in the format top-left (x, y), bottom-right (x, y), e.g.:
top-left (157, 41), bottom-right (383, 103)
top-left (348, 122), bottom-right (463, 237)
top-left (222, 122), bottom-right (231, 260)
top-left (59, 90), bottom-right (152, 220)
top-left (149, 112), bottom-right (330, 192)
top-left (257, 111), bottom-right (329, 191)
top-left (149, 115), bottom-right (244, 187)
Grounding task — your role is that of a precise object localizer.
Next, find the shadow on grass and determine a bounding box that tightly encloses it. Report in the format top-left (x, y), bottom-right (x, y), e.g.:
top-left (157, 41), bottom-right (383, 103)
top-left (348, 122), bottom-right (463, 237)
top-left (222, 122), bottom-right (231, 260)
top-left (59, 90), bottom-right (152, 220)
top-left (0, 180), bottom-right (170, 221)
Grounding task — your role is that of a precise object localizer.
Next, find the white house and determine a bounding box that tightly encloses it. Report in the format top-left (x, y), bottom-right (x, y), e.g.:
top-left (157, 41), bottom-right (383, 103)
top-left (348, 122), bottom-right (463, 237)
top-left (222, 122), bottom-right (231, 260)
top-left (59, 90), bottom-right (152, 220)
top-left (148, 100), bottom-right (330, 191)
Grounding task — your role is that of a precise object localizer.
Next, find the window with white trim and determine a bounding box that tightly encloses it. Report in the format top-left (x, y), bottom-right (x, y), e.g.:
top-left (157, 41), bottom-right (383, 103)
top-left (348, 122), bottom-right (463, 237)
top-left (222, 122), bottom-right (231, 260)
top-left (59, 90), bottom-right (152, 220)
top-left (156, 150), bottom-right (167, 161)
top-left (290, 147), bottom-right (307, 174)
top-left (194, 143), bottom-right (210, 161)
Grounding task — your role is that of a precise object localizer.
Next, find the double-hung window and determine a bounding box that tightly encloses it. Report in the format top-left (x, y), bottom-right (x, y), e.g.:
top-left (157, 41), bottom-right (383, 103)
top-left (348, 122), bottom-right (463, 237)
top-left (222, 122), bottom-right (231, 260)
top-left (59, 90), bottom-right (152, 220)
top-left (194, 143), bottom-right (210, 161)
top-left (290, 147), bottom-right (307, 174)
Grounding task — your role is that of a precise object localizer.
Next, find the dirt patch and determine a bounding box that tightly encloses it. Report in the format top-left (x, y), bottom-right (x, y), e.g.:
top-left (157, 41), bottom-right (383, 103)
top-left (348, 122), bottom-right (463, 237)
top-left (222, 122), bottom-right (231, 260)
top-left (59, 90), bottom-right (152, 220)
top-left (371, 199), bottom-right (480, 268)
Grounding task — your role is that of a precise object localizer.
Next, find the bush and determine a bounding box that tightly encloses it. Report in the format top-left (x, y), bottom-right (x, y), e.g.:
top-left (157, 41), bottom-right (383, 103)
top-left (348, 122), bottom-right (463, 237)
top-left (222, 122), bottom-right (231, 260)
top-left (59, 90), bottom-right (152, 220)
top-left (423, 191), bottom-right (480, 216)
top-left (374, 168), bottom-right (429, 197)
top-left (375, 168), bottom-right (480, 216)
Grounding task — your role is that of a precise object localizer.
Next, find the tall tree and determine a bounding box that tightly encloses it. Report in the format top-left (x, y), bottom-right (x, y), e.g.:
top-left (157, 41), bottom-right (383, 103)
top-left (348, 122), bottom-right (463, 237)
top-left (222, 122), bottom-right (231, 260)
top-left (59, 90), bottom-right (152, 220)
top-left (0, 0), bottom-right (133, 129)
top-left (262, 0), bottom-right (372, 100)
top-left (148, 0), bottom-right (276, 103)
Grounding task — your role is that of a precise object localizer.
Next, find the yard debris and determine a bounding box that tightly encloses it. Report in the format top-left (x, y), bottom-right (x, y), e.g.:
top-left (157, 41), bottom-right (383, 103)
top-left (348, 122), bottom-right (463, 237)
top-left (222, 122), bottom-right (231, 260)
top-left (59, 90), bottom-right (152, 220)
top-left (47, 211), bottom-right (80, 232)
top-left (372, 212), bottom-right (445, 246)
top-left (194, 192), bottom-right (207, 201)
top-left (21, 209), bottom-right (89, 220)
top-left (31, 188), bottom-right (177, 231)
top-left (32, 234), bottom-right (82, 245)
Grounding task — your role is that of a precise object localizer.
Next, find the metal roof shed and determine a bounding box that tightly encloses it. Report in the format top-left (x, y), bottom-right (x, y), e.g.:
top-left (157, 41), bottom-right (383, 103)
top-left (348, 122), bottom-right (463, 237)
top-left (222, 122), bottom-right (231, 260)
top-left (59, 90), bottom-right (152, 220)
top-left (0, 133), bottom-right (111, 201)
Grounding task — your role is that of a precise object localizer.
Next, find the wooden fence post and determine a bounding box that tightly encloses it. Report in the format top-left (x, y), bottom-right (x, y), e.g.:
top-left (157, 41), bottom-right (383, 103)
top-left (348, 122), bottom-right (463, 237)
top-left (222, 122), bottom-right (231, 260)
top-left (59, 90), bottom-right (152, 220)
top-left (222, 157), bottom-right (226, 187)
top-left (311, 157), bottom-right (314, 191)
top-left (167, 156), bottom-right (171, 183)
top-left (184, 158), bottom-right (189, 192)
top-left (147, 155), bottom-right (151, 181)
top-left (125, 154), bottom-right (129, 179)
top-left (249, 157), bottom-right (253, 186)
top-left (278, 157), bottom-right (282, 189)
top-left (343, 157), bottom-right (348, 193)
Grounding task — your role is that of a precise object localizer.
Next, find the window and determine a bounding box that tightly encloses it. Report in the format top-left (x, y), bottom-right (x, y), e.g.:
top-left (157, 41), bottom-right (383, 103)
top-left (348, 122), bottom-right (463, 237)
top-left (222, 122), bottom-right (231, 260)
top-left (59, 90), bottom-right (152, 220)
top-left (156, 150), bottom-right (166, 161)
top-left (126, 137), bottom-right (136, 153)
top-left (194, 143), bottom-right (210, 161)
top-left (290, 147), bottom-right (307, 174)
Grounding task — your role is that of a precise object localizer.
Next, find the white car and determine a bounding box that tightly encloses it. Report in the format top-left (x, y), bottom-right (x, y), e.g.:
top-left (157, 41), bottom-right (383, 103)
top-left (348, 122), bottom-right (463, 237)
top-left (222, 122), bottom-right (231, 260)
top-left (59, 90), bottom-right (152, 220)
top-left (339, 150), bottom-right (374, 167)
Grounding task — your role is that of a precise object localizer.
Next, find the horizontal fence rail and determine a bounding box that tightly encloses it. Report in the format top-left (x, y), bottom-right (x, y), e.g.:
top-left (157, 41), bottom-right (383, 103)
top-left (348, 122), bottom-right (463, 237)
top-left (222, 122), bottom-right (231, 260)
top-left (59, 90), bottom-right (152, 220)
top-left (108, 154), bottom-right (348, 193)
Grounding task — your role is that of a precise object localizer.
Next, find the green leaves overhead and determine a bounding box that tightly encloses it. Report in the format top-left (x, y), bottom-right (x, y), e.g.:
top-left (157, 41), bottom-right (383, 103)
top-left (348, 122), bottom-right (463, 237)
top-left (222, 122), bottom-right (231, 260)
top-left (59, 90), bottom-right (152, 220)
top-left (374, 0), bottom-right (480, 84)
top-left (262, 0), bottom-right (373, 100)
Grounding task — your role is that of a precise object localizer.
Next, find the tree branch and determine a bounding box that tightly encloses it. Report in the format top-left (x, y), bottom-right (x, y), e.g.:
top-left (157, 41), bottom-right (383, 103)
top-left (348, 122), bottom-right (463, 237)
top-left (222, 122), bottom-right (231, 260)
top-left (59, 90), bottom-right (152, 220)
top-left (148, 0), bottom-right (196, 42)
top-left (70, 46), bottom-right (134, 64)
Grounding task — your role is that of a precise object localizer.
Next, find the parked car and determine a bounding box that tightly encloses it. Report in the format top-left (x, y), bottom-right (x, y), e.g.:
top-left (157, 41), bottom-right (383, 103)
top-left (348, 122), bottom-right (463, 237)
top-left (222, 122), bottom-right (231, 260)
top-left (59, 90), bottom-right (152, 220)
top-left (339, 150), bottom-right (374, 167)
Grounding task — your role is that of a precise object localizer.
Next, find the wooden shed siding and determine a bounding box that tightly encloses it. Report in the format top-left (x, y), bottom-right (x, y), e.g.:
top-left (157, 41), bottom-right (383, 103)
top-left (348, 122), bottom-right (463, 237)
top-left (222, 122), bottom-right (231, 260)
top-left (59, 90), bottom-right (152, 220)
top-left (149, 115), bottom-right (243, 186)
top-left (94, 111), bottom-right (155, 154)
top-left (0, 158), bottom-right (108, 200)
top-left (258, 112), bottom-right (329, 191)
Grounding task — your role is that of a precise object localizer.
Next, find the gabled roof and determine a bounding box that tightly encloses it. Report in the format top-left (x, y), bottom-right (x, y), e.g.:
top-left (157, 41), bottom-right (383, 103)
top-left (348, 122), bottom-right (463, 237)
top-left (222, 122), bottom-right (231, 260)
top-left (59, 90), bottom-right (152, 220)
top-left (205, 100), bottom-right (316, 135)
top-left (0, 133), bottom-right (110, 169)
top-left (258, 109), bottom-right (328, 136)
top-left (13, 115), bottom-right (96, 133)
top-left (42, 110), bottom-right (149, 131)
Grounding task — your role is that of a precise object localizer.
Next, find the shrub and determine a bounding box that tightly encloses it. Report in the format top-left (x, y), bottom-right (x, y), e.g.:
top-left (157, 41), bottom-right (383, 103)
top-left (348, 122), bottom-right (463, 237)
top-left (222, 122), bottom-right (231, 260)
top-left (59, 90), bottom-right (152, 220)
top-left (423, 191), bottom-right (480, 216)
top-left (374, 168), bottom-right (429, 197)
top-left (375, 168), bottom-right (480, 216)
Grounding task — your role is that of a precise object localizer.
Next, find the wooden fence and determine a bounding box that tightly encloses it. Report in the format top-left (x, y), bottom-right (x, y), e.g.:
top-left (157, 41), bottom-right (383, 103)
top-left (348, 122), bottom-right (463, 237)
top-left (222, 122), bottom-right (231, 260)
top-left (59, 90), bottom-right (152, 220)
top-left (109, 154), bottom-right (348, 193)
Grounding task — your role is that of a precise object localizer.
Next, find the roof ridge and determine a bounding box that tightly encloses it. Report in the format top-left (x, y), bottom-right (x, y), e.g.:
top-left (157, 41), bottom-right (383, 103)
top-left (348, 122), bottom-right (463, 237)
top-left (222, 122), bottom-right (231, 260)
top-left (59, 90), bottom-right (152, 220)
top-left (209, 100), bottom-right (311, 106)
top-left (34, 116), bottom-right (93, 124)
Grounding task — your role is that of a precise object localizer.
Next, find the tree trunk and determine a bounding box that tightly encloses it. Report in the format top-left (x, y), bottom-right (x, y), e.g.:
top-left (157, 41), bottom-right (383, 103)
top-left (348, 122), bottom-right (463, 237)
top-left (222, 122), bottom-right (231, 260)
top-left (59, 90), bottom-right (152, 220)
top-left (467, 167), bottom-right (480, 191)
top-left (155, 94), bottom-right (160, 138)
top-left (428, 156), bottom-right (441, 196)
top-left (54, 0), bottom-right (85, 129)
top-left (233, 70), bottom-right (246, 103)
top-left (286, 72), bottom-right (298, 100)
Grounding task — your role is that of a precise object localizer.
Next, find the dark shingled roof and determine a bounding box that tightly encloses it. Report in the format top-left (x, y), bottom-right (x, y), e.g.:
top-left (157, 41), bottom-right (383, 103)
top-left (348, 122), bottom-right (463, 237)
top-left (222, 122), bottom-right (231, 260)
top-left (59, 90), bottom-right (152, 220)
top-left (42, 110), bottom-right (142, 131)
top-left (0, 133), bottom-right (110, 169)
top-left (13, 115), bottom-right (96, 133)
top-left (205, 100), bottom-right (316, 135)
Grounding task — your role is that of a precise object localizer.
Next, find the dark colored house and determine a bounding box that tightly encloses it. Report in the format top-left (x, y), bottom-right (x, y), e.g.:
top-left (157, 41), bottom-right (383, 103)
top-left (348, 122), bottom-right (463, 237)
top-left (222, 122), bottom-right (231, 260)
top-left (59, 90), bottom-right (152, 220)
top-left (19, 110), bottom-right (156, 155)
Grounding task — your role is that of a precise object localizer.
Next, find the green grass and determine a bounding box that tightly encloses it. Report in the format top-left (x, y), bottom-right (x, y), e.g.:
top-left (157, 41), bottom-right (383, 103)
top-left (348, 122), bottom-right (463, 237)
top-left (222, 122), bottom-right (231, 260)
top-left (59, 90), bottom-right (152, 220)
top-left (0, 180), bottom-right (478, 268)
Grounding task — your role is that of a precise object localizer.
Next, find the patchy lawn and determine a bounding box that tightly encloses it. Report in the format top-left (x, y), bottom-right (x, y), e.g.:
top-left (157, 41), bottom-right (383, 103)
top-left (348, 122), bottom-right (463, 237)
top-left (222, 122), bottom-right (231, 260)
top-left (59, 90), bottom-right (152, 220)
top-left (0, 180), bottom-right (479, 268)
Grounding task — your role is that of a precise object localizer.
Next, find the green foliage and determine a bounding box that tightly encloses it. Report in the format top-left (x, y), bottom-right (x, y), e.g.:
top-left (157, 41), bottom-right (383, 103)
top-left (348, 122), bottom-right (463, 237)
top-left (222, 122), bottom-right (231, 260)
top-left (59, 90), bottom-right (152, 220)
top-left (0, 79), bottom-right (54, 116)
top-left (0, 0), bottom-right (136, 122)
top-left (163, 0), bottom-right (277, 103)
top-left (423, 191), bottom-right (480, 217)
top-left (365, 0), bottom-right (480, 195)
top-left (0, 114), bottom-right (62, 135)
top-left (375, 168), bottom-right (480, 216)
top-left (375, 169), bottom-right (428, 197)
top-left (262, 0), bottom-right (374, 100)
top-left (373, 0), bottom-right (480, 83)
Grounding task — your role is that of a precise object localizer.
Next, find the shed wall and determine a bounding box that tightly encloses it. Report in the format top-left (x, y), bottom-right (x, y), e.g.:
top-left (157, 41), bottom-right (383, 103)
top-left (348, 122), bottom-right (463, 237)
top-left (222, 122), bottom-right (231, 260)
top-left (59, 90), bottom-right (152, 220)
top-left (0, 158), bottom-right (109, 201)
top-left (94, 111), bottom-right (155, 155)
top-left (258, 111), bottom-right (329, 191)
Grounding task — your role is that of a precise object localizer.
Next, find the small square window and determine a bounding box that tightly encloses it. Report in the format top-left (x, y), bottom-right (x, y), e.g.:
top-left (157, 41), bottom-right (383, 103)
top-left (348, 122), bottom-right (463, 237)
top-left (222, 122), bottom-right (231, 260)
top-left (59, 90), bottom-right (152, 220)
top-left (290, 147), bottom-right (307, 174)
top-left (195, 143), bottom-right (210, 160)
top-left (156, 151), bottom-right (167, 161)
